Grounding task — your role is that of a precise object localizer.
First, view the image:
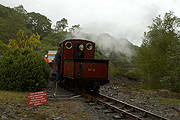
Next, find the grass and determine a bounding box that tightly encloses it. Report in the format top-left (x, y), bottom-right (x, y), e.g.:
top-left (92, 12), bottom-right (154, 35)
top-left (0, 90), bottom-right (27, 104)
top-left (156, 97), bottom-right (180, 105)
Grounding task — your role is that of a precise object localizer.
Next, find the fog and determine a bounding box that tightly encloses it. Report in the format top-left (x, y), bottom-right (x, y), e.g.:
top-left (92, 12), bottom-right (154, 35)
top-left (1, 0), bottom-right (180, 47)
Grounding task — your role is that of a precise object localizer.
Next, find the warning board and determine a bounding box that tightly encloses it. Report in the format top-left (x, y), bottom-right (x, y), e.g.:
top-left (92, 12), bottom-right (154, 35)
top-left (27, 91), bottom-right (48, 107)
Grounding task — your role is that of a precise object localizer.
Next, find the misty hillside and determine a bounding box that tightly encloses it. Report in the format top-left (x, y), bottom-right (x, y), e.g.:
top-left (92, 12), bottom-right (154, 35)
top-left (96, 33), bottom-right (138, 58)
top-left (0, 4), bottom-right (28, 44)
top-left (0, 4), bottom-right (53, 44)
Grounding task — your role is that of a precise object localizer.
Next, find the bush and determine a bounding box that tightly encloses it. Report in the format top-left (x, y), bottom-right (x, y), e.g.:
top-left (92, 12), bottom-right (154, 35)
top-left (0, 49), bottom-right (50, 92)
top-left (160, 42), bottom-right (180, 92)
top-left (124, 69), bottom-right (139, 80)
top-left (111, 66), bottom-right (123, 77)
top-left (0, 40), bottom-right (8, 55)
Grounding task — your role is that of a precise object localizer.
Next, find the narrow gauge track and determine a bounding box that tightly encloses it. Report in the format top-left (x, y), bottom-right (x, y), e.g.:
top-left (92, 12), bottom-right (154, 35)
top-left (84, 93), bottom-right (169, 120)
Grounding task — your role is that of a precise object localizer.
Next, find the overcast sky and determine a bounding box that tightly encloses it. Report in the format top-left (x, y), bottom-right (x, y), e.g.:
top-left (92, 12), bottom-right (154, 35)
top-left (1, 0), bottom-right (180, 46)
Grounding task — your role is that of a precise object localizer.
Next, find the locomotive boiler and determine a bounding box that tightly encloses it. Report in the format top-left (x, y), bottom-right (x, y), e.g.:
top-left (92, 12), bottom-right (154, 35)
top-left (54, 38), bottom-right (109, 93)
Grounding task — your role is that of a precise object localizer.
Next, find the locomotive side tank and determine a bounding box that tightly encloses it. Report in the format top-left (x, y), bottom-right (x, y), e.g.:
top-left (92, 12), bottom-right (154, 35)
top-left (59, 38), bottom-right (109, 92)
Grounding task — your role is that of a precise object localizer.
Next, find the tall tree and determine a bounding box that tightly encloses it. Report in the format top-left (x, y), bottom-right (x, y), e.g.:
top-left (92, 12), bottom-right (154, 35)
top-left (136, 11), bottom-right (180, 89)
top-left (26, 12), bottom-right (52, 38)
top-left (54, 18), bottom-right (68, 32)
top-left (0, 5), bottom-right (29, 44)
top-left (13, 5), bottom-right (27, 14)
top-left (69, 24), bottom-right (80, 33)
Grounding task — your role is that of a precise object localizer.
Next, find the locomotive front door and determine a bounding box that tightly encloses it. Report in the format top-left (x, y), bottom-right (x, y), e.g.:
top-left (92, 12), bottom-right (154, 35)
top-left (73, 43), bottom-right (85, 81)
top-left (74, 43), bottom-right (84, 59)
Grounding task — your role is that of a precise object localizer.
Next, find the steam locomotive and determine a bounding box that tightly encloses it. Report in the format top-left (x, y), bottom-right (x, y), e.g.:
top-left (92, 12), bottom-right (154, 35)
top-left (52, 38), bottom-right (109, 93)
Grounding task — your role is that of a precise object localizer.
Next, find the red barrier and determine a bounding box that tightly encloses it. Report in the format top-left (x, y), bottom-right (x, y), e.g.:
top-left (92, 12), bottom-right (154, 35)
top-left (27, 91), bottom-right (48, 107)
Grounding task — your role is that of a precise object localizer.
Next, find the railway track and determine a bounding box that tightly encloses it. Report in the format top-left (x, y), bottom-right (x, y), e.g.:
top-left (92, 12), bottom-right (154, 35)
top-left (84, 93), bottom-right (169, 120)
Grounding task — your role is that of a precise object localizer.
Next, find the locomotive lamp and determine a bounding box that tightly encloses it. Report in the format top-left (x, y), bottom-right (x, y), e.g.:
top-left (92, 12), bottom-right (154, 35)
top-left (79, 44), bottom-right (84, 51)
top-left (86, 42), bottom-right (93, 50)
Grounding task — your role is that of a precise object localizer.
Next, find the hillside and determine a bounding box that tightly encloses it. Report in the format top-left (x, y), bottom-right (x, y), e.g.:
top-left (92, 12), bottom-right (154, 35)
top-left (0, 4), bottom-right (29, 44)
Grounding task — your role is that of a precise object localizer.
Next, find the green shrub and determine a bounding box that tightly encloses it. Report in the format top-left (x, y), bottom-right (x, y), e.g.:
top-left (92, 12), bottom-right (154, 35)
top-left (111, 66), bottom-right (123, 77)
top-left (160, 43), bottom-right (180, 92)
top-left (0, 40), bottom-right (8, 55)
top-left (124, 69), bottom-right (139, 80)
top-left (0, 49), bottom-right (50, 92)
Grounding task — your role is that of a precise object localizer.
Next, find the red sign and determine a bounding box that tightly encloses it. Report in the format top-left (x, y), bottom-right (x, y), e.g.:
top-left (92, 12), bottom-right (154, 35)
top-left (27, 91), bottom-right (48, 107)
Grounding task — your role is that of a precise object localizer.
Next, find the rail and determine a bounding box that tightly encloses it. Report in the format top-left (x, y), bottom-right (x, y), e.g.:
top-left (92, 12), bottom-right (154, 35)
top-left (83, 93), bottom-right (169, 120)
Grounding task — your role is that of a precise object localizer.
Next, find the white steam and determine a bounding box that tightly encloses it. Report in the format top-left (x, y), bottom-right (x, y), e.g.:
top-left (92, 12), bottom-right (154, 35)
top-left (70, 30), bottom-right (135, 58)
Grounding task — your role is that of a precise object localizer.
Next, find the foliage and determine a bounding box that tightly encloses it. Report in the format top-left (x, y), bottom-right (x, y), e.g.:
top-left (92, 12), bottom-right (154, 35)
top-left (8, 30), bottom-right (40, 50)
top-left (124, 69), bottom-right (139, 80)
top-left (54, 18), bottom-right (68, 32)
top-left (40, 31), bottom-right (71, 54)
top-left (42, 31), bottom-right (70, 46)
top-left (161, 41), bottom-right (180, 92)
top-left (0, 4), bottom-right (81, 53)
top-left (111, 66), bottom-right (123, 76)
top-left (13, 5), bottom-right (27, 14)
top-left (0, 30), bottom-right (50, 92)
top-left (0, 50), bottom-right (49, 92)
top-left (136, 11), bottom-right (180, 91)
top-left (26, 12), bottom-right (52, 38)
top-left (0, 40), bottom-right (8, 55)
top-left (69, 24), bottom-right (81, 33)
top-left (0, 4), bottom-right (30, 44)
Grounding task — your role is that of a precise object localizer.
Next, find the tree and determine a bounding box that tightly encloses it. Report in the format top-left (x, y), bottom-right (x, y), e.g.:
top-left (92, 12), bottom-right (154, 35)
top-left (0, 40), bottom-right (8, 55)
top-left (0, 5), bottom-right (30, 44)
top-left (8, 29), bottom-right (40, 51)
top-left (69, 24), bottom-right (80, 33)
top-left (26, 12), bottom-right (52, 38)
top-left (13, 5), bottom-right (27, 14)
top-left (54, 18), bottom-right (68, 32)
top-left (0, 30), bottom-right (49, 92)
top-left (136, 11), bottom-right (180, 89)
top-left (161, 38), bottom-right (180, 92)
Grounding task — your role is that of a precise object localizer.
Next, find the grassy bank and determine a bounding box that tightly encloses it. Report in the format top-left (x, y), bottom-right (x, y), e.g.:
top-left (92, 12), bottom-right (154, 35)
top-left (0, 90), bottom-right (27, 104)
